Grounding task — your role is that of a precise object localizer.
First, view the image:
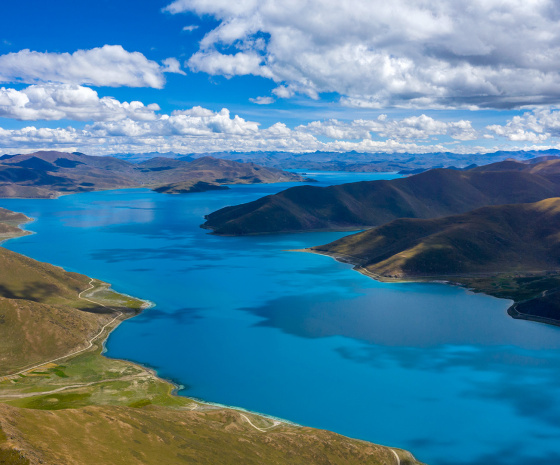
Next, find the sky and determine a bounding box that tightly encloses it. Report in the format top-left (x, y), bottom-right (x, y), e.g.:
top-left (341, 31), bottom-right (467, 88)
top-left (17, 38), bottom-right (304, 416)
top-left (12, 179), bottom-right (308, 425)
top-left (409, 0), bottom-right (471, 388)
top-left (2, 0), bottom-right (560, 156)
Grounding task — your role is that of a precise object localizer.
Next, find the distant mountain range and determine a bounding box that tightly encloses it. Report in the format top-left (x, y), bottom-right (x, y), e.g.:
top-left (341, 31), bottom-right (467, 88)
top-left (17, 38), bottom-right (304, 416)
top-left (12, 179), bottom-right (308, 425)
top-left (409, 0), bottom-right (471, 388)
top-left (0, 151), bottom-right (309, 198)
top-left (111, 148), bottom-right (560, 173)
top-left (202, 157), bottom-right (560, 235)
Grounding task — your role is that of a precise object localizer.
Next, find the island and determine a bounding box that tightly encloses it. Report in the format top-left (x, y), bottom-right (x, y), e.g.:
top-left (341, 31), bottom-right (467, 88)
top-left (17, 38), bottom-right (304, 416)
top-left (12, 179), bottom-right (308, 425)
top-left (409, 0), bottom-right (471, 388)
top-left (152, 180), bottom-right (229, 194)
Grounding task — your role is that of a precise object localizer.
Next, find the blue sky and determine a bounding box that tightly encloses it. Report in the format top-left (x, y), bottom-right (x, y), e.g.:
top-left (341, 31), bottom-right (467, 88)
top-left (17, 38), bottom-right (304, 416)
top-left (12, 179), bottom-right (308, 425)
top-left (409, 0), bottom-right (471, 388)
top-left (1, 0), bottom-right (560, 155)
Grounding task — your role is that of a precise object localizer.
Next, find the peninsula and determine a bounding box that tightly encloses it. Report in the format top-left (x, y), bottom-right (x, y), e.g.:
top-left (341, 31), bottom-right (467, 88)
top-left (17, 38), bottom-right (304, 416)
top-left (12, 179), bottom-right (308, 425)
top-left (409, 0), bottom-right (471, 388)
top-left (310, 198), bottom-right (560, 326)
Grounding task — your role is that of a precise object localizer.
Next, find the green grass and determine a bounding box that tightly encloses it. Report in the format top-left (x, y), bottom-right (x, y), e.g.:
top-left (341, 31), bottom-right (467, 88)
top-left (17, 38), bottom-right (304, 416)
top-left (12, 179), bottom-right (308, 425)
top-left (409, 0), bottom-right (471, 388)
top-left (0, 449), bottom-right (30, 465)
top-left (50, 368), bottom-right (69, 378)
top-left (17, 393), bottom-right (93, 410)
top-left (457, 273), bottom-right (560, 302)
top-left (2, 344), bottom-right (191, 411)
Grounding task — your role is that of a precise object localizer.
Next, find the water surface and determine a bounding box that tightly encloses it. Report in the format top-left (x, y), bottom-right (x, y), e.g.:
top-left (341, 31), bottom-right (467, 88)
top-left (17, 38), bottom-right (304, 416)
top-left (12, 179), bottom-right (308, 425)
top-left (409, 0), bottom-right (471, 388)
top-left (2, 172), bottom-right (560, 465)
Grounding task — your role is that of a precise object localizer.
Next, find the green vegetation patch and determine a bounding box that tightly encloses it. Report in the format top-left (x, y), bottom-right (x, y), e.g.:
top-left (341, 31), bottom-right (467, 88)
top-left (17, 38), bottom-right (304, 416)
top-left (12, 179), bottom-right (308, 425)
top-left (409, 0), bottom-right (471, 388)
top-left (458, 274), bottom-right (560, 302)
top-left (0, 448), bottom-right (30, 465)
top-left (14, 392), bottom-right (92, 410)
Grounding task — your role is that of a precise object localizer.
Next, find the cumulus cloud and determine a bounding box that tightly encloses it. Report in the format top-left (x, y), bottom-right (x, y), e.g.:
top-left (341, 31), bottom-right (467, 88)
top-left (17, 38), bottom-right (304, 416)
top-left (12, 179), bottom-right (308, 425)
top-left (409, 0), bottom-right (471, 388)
top-left (0, 84), bottom-right (160, 121)
top-left (161, 57), bottom-right (186, 75)
top-left (188, 51), bottom-right (271, 78)
top-left (164, 0), bottom-right (560, 108)
top-left (485, 108), bottom-right (560, 142)
top-left (0, 45), bottom-right (183, 88)
top-left (0, 104), bottom-right (492, 155)
top-left (249, 96), bottom-right (274, 105)
top-left (298, 115), bottom-right (478, 141)
top-left (85, 106), bottom-right (260, 138)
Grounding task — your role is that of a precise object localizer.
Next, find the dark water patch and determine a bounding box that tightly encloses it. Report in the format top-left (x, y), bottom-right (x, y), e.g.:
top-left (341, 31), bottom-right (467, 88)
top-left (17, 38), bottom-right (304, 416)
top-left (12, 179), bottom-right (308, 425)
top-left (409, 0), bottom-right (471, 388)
top-left (133, 307), bottom-right (205, 325)
top-left (464, 376), bottom-right (560, 428)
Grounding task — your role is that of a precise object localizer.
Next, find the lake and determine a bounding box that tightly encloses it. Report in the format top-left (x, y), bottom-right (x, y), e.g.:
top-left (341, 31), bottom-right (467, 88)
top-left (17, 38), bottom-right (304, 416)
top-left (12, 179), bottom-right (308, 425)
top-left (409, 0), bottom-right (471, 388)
top-left (2, 171), bottom-right (560, 465)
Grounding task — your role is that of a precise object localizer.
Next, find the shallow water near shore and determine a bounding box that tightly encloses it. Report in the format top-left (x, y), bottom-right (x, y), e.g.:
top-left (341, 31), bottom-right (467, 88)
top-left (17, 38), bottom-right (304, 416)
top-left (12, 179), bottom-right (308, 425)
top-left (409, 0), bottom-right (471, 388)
top-left (2, 171), bottom-right (560, 465)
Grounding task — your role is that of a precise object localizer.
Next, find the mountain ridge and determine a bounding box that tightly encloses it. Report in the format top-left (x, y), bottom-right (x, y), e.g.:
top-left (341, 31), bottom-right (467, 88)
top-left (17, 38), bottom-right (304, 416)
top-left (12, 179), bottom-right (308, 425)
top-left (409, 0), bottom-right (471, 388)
top-left (203, 159), bottom-right (560, 235)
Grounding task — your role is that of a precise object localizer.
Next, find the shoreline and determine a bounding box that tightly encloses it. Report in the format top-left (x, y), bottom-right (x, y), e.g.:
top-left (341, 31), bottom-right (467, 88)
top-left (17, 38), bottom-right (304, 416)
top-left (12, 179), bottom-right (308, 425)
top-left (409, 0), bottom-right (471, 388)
top-left (301, 248), bottom-right (560, 328)
top-left (0, 215), bottom-right (301, 433)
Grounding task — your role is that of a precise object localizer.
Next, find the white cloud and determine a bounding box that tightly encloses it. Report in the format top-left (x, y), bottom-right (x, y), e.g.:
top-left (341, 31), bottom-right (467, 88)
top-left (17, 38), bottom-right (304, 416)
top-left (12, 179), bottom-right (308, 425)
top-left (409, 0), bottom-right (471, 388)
top-left (0, 45), bottom-right (184, 88)
top-left (0, 84), bottom-right (160, 121)
top-left (485, 108), bottom-right (560, 142)
top-left (182, 25), bottom-right (199, 32)
top-left (161, 57), bottom-right (186, 75)
top-left (85, 106), bottom-right (260, 138)
top-left (0, 104), bottom-right (491, 155)
top-left (187, 51), bottom-right (272, 78)
top-left (165, 0), bottom-right (560, 108)
top-left (297, 115), bottom-right (478, 141)
top-left (249, 96), bottom-right (274, 105)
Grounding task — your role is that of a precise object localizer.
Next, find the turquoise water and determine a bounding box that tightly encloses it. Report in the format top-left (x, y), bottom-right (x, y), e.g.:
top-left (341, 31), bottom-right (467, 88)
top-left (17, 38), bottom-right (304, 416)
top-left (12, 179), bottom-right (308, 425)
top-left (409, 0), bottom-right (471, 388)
top-left (2, 172), bottom-right (560, 465)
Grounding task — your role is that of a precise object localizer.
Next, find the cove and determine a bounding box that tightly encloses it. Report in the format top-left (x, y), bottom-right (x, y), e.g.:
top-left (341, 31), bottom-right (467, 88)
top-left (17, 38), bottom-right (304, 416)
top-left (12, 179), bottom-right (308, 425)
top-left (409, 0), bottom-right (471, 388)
top-left (2, 171), bottom-right (560, 465)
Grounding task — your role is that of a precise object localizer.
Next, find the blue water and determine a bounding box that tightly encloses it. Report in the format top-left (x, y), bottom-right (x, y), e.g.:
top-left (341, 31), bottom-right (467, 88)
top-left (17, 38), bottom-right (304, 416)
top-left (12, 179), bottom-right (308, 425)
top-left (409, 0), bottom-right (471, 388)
top-left (2, 172), bottom-right (560, 465)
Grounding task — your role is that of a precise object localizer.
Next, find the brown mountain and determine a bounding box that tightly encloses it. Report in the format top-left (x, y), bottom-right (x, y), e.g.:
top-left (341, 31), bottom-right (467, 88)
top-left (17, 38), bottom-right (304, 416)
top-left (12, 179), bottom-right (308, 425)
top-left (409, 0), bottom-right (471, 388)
top-left (312, 198), bottom-right (560, 277)
top-left (202, 159), bottom-right (560, 235)
top-left (0, 151), bottom-right (310, 198)
top-left (311, 198), bottom-right (560, 325)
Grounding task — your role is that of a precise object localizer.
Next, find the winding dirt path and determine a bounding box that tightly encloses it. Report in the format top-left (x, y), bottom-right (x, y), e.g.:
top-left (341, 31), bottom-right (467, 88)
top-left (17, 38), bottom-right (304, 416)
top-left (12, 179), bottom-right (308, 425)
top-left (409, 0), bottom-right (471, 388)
top-left (2, 279), bottom-right (122, 379)
top-left (390, 449), bottom-right (401, 465)
top-left (0, 374), bottom-right (144, 399)
top-left (239, 413), bottom-right (282, 432)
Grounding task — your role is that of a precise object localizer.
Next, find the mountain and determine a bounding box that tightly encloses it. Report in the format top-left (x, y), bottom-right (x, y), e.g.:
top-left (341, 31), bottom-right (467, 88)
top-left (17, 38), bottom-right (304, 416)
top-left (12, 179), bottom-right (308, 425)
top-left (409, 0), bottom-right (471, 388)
top-left (310, 198), bottom-right (560, 325)
top-left (0, 151), bottom-right (309, 198)
top-left (109, 151), bottom-right (185, 163)
top-left (143, 156), bottom-right (309, 186)
top-left (143, 148), bottom-right (560, 172)
top-left (0, 404), bottom-right (421, 465)
top-left (311, 198), bottom-right (560, 277)
top-left (202, 159), bottom-right (560, 235)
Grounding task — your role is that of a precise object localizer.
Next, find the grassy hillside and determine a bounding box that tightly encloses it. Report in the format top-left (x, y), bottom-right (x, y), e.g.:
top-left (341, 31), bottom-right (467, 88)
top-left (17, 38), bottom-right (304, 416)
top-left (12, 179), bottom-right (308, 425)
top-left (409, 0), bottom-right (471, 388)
top-left (0, 246), bottom-right (146, 375)
top-left (203, 159), bottom-right (560, 235)
top-left (312, 197), bottom-right (560, 276)
top-left (0, 404), bottom-right (422, 465)
top-left (311, 198), bottom-right (560, 325)
top-left (0, 208), bottom-right (423, 465)
top-left (0, 151), bottom-right (309, 198)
